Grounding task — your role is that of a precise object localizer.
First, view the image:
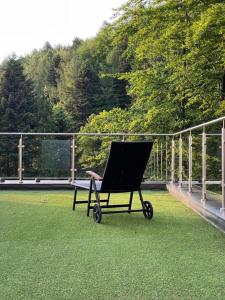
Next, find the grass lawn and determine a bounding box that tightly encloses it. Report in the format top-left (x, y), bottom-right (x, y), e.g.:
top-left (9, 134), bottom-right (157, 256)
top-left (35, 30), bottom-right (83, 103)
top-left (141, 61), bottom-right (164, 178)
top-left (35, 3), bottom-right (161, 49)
top-left (0, 190), bottom-right (225, 300)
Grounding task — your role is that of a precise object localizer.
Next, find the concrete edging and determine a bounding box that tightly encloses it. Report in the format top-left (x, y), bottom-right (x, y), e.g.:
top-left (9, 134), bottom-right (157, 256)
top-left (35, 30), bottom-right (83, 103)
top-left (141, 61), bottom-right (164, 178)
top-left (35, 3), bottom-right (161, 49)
top-left (167, 183), bottom-right (225, 234)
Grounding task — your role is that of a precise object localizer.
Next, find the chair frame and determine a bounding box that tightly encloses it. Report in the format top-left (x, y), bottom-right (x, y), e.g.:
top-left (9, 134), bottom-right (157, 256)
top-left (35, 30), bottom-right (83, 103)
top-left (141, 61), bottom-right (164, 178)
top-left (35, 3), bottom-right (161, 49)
top-left (72, 141), bottom-right (154, 223)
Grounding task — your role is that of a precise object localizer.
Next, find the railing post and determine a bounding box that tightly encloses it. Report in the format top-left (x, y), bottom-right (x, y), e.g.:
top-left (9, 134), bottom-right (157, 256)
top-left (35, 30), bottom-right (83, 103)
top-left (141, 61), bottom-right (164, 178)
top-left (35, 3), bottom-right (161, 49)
top-left (221, 124), bottom-right (225, 217)
top-left (70, 136), bottom-right (77, 183)
top-left (166, 138), bottom-right (168, 180)
top-left (179, 134), bottom-right (183, 188)
top-left (188, 131), bottom-right (192, 193)
top-left (18, 135), bottom-right (24, 183)
top-left (160, 142), bottom-right (163, 180)
top-left (156, 140), bottom-right (159, 180)
top-left (171, 137), bottom-right (175, 183)
top-left (201, 127), bottom-right (207, 202)
top-left (153, 149), bottom-right (156, 180)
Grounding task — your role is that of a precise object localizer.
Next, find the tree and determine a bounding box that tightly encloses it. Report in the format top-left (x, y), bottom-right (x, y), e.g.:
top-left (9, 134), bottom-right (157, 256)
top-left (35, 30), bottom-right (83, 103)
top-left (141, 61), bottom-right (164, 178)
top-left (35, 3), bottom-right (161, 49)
top-left (0, 56), bottom-right (38, 132)
top-left (52, 103), bottom-right (73, 132)
top-left (186, 3), bottom-right (225, 117)
top-left (0, 56), bottom-right (39, 176)
top-left (77, 0), bottom-right (225, 178)
top-left (58, 54), bottom-right (103, 131)
top-left (108, 0), bottom-right (225, 132)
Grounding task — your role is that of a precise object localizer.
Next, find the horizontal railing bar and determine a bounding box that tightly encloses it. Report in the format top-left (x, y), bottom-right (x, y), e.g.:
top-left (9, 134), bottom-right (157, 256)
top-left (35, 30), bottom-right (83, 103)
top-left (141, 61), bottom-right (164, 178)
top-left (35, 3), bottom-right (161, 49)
top-left (0, 131), bottom-right (222, 138)
top-left (0, 132), bottom-right (222, 136)
top-left (0, 132), bottom-right (172, 137)
top-left (173, 116), bottom-right (225, 136)
top-left (182, 181), bottom-right (201, 184)
top-left (176, 180), bottom-right (221, 185)
top-left (206, 181), bottom-right (221, 185)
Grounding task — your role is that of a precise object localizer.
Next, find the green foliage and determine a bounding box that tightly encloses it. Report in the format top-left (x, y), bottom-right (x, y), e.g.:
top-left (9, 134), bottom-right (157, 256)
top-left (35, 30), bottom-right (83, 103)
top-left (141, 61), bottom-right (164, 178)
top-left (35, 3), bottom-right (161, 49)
top-left (0, 0), bottom-right (225, 178)
top-left (1, 1), bottom-right (224, 136)
top-left (78, 108), bottom-right (130, 173)
top-left (104, 0), bottom-right (225, 131)
top-left (78, 0), bottom-right (225, 170)
top-left (52, 103), bottom-right (73, 132)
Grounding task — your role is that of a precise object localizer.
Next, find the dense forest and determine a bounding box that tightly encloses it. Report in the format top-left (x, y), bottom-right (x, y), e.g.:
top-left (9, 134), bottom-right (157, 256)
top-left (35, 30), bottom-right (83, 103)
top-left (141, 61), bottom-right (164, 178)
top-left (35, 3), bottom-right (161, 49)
top-left (0, 0), bottom-right (225, 177)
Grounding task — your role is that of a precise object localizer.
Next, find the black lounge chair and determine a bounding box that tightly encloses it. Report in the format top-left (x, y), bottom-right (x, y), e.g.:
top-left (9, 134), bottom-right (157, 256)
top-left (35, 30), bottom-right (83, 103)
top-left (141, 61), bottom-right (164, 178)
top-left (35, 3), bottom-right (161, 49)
top-left (72, 141), bottom-right (153, 223)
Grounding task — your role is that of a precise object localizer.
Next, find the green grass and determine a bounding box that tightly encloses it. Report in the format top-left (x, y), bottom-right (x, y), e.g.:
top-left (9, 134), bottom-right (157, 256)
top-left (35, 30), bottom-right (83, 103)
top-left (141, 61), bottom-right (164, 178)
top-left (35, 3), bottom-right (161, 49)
top-left (0, 190), bottom-right (225, 300)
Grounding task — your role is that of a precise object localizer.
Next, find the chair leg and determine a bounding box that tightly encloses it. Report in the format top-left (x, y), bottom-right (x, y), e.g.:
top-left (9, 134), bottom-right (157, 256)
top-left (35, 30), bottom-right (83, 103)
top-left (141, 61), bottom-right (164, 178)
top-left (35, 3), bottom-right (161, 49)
top-left (72, 187), bottom-right (78, 211)
top-left (93, 191), bottom-right (101, 212)
top-left (92, 180), bottom-right (102, 223)
top-left (87, 180), bottom-right (93, 217)
top-left (92, 180), bottom-right (101, 205)
top-left (107, 193), bottom-right (110, 206)
top-left (128, 191), bottom-right (133, 213)
top-left (138, 190), bottom-right (145, 209)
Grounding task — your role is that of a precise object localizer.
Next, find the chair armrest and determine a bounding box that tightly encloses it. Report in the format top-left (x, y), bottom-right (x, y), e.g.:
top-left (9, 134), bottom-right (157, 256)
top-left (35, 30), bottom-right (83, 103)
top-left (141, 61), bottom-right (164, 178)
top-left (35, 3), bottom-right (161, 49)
top-left (86, 171), bottom-right (102, 180)
top-left (142, 176), bottom-right (147, 182)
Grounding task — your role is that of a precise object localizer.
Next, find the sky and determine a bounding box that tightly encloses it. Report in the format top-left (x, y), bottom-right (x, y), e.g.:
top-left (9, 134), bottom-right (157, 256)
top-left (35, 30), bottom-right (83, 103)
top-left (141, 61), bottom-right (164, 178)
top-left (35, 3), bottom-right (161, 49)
top-left (0, 0), bottom-right (127, 63)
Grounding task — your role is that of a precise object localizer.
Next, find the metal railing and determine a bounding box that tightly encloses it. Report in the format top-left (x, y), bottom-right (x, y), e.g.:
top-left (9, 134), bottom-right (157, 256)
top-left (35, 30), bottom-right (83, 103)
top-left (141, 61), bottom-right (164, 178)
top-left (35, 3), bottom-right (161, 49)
top-left (1, 115), bottom-right (225, 216)
top-left (0, 132), bottom-right (172, 183)
top-left (172, 116), bottom-right (225, 217)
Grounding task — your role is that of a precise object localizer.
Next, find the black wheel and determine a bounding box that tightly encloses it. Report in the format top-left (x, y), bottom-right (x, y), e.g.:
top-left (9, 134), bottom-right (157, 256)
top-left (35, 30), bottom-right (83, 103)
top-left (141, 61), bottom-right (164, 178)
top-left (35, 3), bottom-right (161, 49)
top-left (93, 204), bottom-right (102, 223)
top-left (143, 201), bottom-right (153, 220)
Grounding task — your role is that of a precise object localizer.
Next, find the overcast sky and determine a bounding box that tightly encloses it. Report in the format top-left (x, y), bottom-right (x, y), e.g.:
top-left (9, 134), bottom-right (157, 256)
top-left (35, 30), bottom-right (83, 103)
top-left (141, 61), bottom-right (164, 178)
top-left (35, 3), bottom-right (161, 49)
top-left (0, 0), bottom-right (127, 63)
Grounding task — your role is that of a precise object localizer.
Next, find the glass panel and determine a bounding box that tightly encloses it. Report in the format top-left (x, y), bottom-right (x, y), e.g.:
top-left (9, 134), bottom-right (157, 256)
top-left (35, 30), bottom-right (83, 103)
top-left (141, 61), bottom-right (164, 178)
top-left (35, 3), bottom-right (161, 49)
top-left (23, 136), bottom-right (71, 178)
top-left (205, 122), bottom-right (222, 203)
top-left (0, 136), bottom-right (18, 178)
top-left (182, 133), bottom-right (189, 183)
top-left (192, 130), bottom-right (202, 182)
top-left (206, 135), bottom-right (221, 182)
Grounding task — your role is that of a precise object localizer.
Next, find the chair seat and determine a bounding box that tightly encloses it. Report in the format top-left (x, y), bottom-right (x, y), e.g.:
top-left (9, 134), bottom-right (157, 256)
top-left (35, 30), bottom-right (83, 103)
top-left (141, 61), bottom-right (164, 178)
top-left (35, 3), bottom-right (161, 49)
top-left (72, 180), bottom-right (102, 191)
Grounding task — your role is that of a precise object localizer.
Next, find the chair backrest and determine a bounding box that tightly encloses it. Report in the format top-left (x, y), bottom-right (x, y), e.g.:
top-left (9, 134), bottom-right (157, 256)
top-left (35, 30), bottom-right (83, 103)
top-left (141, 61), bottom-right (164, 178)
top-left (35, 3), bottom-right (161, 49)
top-left (101, 141), bottom-right (153, 192)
